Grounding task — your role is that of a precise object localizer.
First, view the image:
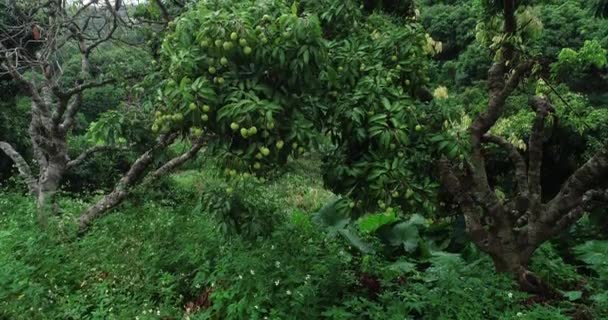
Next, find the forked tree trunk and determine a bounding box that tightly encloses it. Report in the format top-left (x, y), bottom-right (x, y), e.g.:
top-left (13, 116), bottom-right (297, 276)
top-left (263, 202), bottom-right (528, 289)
top-left (437, 0), bottom-right (608, 296)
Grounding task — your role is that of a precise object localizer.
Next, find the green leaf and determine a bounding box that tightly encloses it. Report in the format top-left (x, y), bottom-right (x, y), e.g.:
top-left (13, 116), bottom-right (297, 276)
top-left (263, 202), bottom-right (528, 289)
top-left (358, 212), bottom-right (398, 234)
top-left (338, 228), bottom-right (375, 254)
top-left (563, 291), bottom-right (582, 301)
top-left (312, 199), bottom-right (350, 232)
top-left (291, 0), bottom-right (299, 16)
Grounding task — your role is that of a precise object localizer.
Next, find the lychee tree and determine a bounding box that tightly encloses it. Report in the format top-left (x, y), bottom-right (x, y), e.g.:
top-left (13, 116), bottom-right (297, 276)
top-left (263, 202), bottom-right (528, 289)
top-left (314, 5), bottom-right (444, 216)
top-left (153, 0), bottom-right (326, 177)
top-left (155, 0), bottom-right (447, 218)
top-left (438, 0), bottom-right (608, 293)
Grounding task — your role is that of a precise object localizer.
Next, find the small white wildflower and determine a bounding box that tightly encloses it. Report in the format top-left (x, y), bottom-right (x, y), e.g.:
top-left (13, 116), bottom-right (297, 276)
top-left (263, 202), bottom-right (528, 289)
top-left (271, 245), bottom-right (275, 250)
top-left (238, 275), bottom-right (243, 280)
top-left (275, 261), bottom-right (281, 268)
top-left (305, 274), bottom-right (311, 281)
top-left (517, 312), bottom-right (524, 317)
top-left (156, 310), bottom-right (160, 316)
top-left (286, 290), bottom-right (292, 296)
top-left (507, 292), bottom-right (513, 299)
top-left (274, 279), bottom-right (280, 286)
top-left (250, 269), bottom-right (255, 275)
top-left (135, 317), bottom-right (139, 320)
top-left (254, 305), bottom-right (259, 310)
top-left (142, 310), bottom-right (147, 315)
top-left (148, 309), bottom-right (153, 314)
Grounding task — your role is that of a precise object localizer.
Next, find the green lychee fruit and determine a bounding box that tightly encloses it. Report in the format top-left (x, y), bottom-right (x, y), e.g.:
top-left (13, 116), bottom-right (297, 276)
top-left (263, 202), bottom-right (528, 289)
top-left (230, 122), bottom-right (239, 131)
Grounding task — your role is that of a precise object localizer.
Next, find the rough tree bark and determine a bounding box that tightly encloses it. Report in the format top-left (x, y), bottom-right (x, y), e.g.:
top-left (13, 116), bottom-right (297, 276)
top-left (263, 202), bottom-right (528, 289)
top-left (439, 0), bottom-right (608, 294)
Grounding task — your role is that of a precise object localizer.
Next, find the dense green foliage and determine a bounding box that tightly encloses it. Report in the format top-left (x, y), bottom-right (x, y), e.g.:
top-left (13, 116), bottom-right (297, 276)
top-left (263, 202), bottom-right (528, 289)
top-left (1, 0), bottom-right (607, 318)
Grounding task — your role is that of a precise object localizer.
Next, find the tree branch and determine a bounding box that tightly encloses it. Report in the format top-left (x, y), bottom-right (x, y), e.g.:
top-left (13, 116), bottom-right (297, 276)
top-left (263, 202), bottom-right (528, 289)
top-left (66, 145), bottom-right (126, 169)
top-left (527, 97), bottom-right (555, 200)
top-left (144, 138), bottom-right (206, 183)
top-left (545, 148), bottom-right (608, 223)
top-left (60, 93), bottom-right (83, 130)
top-left (76, 133), bottom-right (194, 232)
top-left (0, 141), bottom-right (38, 194)
top-left (57, 78), bottom-right (116, 100)
top-left (483, 134), bottom-right (529, 196)
top-left (0, 60), bottom-right (49, 115)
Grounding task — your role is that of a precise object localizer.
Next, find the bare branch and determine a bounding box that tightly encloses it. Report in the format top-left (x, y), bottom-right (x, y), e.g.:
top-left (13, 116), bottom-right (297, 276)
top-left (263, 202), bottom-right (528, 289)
top-left (60, 93), bottom-right (83, 130)
top-left (76, 133), bottom-right (182, 231)
top-left (145, 137), bottom-right (206, 183)
top-left (0, 141), bottom-right (38, 194)
top-left (66, 145), bottom-right (127, 169)
top-left (0, 59), bottom-right (49, 115)
top-left (58, 78), bottom-right (116, 99)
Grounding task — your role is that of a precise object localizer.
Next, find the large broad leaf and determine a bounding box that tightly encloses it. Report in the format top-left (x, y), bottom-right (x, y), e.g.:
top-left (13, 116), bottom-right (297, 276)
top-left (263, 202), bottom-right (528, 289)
top-left (376, 214), bottom-right (426, 253)
top-left (312, 199), bottom-right (350, 233)
top-left (338, 228), bottom-right (375, 254)
top-left (357, 211), bottom-right (397, 234)
top-left (313, 200), bottom-right (375, 254)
